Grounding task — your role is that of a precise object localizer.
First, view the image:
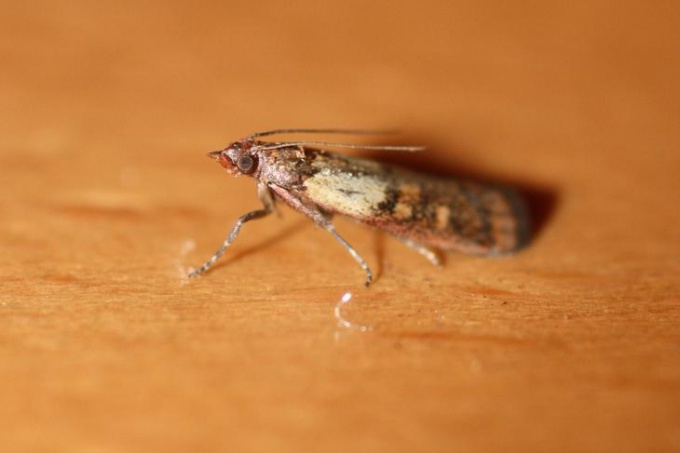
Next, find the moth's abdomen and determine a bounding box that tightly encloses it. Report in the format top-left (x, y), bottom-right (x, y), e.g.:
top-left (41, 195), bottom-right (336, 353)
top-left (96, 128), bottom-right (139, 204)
top-left (374, 179), bottom-right (531, 255)
top-left (442, 183), bottom-right (530, 254)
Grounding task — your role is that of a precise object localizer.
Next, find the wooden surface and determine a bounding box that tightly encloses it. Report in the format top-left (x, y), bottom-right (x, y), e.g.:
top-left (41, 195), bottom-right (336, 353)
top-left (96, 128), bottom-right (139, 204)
top-left (1, 1), bottom-right (679, 452)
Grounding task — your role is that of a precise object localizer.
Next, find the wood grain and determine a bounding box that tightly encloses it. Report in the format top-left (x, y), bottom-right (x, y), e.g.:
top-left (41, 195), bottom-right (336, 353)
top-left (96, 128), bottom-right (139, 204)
top-left (1, 1), bottom-right (678, 452)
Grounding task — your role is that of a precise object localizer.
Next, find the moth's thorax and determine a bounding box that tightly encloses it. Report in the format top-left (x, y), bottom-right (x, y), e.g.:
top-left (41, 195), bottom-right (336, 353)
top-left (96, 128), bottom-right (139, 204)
top-left (255, 145), bottom-right (309, 187)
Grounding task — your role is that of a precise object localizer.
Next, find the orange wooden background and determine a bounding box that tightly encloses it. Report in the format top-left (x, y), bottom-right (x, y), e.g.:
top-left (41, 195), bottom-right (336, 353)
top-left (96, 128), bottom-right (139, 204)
top-left (1, 1), bottom-right (679, 451)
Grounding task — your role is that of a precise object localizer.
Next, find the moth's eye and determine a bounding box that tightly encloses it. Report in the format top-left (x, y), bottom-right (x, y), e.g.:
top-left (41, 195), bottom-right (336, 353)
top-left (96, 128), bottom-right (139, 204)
top-left (237, 155), bottom-right (256, 174)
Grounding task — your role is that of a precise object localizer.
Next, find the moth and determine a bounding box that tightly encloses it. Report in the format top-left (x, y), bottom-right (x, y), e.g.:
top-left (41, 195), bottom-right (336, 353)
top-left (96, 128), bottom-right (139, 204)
top-left (189, 129), bottom-right (531, 286)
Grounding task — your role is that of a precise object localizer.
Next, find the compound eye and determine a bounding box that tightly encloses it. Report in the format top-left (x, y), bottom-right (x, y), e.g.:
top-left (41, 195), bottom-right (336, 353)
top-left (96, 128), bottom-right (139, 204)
top-left (237, 154), bottom-right (256, 174)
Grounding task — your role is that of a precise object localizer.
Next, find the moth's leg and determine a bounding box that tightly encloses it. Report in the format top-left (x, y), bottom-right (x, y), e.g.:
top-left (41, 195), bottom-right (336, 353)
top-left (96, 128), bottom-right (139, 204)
top-left (269, 185), bottom-right (373, 287)
top-left (189, 183), bottom-right (275, 279)
top-left (258, 180), bottom-right (281, 217)
top-left (326, 228), bottom-right (373, 287)
top-left (398, 237), bottom-right (442, 267)
top-left (257, 181), bottom-right (277, 214)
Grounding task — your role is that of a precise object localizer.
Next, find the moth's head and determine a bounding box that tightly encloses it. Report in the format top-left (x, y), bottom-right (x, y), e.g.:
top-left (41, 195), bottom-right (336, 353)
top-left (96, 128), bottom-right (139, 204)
top-left (208, 140), bottom-right (258, 177)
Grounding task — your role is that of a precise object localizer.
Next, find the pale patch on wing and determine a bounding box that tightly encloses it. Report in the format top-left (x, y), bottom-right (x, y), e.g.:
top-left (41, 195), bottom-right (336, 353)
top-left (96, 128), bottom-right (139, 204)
top-left (304, 172), bottom-right (388, 218)
top-left (395, 202), bottom-right (413, 219)
top-left (399, 183), bottom-right (421, 199)
top-left (435, 205), bottom-right (450, 230)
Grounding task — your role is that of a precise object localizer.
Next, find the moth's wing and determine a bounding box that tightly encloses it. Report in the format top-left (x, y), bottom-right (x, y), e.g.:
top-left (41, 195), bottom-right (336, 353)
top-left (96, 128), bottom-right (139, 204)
top-left (297, 150), bottom-right (530, 255)
top-left (418, 180), bottom-right (530, 255)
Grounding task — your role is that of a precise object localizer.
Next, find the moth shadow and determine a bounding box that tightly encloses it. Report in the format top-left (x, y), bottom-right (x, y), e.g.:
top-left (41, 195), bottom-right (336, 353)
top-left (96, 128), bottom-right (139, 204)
top-left (361, 135), bottom-right (560, 243)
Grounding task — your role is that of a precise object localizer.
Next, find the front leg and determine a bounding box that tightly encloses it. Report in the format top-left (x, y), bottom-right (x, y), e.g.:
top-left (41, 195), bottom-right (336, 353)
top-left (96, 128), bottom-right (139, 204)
top-left (269, 184), bottom-right (373, 287)
top-left (189, 183), bottom-right (275, 279)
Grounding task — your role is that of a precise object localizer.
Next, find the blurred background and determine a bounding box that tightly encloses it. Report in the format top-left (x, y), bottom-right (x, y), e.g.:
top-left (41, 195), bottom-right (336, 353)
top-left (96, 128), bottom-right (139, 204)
top-left (1, 0), bottom-right (678, 451)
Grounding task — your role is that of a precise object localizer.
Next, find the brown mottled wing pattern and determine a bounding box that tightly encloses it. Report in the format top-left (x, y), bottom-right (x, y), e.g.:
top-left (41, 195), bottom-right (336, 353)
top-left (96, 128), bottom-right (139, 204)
top-left (372, 177), bottom-right (531, 255)
top-left (286, 148), bottom-right (530, 256)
